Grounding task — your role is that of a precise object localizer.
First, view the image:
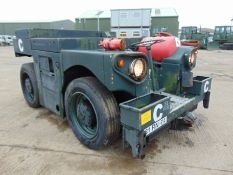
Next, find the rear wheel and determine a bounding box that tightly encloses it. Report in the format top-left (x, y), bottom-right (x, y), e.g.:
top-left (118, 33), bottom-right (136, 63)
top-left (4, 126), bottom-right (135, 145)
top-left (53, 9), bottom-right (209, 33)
top-left (65, 77), bottom-right (120, 149)
top-left (20, 63), bottom-right (40, 108)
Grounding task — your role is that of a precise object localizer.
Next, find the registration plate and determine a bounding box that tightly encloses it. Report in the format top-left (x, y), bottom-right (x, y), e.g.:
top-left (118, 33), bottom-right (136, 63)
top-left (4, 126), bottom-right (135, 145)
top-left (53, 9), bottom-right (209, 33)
top-left (144, 116), bottom-right (167, 136)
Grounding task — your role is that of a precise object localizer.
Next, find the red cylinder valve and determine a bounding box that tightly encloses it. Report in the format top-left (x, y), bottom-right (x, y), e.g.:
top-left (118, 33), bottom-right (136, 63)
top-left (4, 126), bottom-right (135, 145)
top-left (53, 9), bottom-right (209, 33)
top-left (99, 38), bottom-right (126, 51)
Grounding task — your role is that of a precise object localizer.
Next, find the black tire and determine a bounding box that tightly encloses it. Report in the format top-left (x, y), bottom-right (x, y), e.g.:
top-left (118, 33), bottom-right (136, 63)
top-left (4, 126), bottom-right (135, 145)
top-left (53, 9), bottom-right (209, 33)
top-left (20, 63), bottom-right (40, 108)
top-left (65, 77), bottom-right (120, 149)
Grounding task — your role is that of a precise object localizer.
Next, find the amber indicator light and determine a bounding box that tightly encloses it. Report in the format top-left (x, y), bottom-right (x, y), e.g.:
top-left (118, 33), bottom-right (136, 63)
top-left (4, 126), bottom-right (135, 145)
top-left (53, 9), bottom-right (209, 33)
top-left (117, 59), bottom-right (125, 67)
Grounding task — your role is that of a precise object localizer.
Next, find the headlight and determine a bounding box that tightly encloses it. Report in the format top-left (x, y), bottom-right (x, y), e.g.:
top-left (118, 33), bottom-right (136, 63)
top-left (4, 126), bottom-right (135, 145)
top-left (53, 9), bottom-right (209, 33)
top-left (186, 49), bottom-right (198, 69)
top-left (129, 58), bottom-right (148, 81)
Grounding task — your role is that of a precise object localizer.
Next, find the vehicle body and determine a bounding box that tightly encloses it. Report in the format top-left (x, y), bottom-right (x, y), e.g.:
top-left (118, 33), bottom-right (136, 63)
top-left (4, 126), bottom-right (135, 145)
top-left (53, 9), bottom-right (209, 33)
top-left (4, 35), bottom-right (13, 45)
top-left (14, 29), bottom-right (212, 159)
top-left (0, 35), bottom-right (14, 46)
top-left (0, 35), bottom-right (4, 46)
top-left (180, 26), bottom-right (209, 49)
top-left (213, 26), bottom-right (233, 49)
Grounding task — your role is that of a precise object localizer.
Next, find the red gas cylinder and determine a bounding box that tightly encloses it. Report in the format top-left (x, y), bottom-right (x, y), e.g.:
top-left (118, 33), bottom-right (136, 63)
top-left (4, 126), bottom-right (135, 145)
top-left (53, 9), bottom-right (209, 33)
top-left (138, 36), bottom-right (181, 62)
top-left (99, 38), bottom-right (126, 51)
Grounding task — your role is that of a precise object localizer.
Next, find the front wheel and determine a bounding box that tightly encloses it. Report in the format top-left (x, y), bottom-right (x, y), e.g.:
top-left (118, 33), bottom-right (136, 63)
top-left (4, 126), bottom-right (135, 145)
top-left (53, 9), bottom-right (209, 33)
top-left (65, 77), bottom-right (120, 149)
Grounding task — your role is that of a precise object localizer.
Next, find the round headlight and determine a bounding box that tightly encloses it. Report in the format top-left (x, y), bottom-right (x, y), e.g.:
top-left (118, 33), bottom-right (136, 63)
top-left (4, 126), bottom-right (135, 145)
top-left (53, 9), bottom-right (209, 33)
top-left (129, 58), bottom-right (147, 80)
top-left (186, 49), bottom-right (198, 69)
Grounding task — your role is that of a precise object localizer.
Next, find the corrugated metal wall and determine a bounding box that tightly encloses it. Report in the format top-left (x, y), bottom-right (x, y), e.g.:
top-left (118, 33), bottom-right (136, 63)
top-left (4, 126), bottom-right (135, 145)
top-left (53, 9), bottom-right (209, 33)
top-left (49, 20), bottom-right (75, 30)
top-left (0, 23), bottom-right (50, 35)
top-left (111, 9), bottom-right (151, 27)
top-left (151, 17), bottom-right (179, 36)
top-left (0, 20), bottom-right (75, 35)
top-left (75, 18), bottom-right (110, 32)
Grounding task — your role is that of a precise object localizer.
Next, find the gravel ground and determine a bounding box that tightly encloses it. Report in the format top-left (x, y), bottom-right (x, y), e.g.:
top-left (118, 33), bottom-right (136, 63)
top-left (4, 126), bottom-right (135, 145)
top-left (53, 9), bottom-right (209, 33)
top-left (0, 46), bottom-right (233, 175)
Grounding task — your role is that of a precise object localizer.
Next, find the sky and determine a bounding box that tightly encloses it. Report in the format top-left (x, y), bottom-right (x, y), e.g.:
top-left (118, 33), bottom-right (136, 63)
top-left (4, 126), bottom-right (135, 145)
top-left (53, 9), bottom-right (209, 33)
top-left (1, 0), bottom-right (232, 29)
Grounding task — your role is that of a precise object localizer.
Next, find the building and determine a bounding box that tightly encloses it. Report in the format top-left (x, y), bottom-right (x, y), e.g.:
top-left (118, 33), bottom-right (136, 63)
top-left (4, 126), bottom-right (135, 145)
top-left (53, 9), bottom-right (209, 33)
top-left (0, 20), bottom-right (75, 35)
top-left (76, 10), bottom-right (111, 32)
top-left (111, 9), bottom-right (151, 38)
top-left (75, 8), bottom-right (179, 37)
top-left (150, 8), bottom-right (179, 36)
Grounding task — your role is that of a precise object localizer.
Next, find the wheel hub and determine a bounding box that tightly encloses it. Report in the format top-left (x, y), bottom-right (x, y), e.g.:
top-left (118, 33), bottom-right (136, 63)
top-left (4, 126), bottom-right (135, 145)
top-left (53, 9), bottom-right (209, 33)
top-left (25, 78), bottom-right (32, 94)
top-left (78, 98), bottom-right (96, 129)
top-left (71, 92), bottom-right (98, 139)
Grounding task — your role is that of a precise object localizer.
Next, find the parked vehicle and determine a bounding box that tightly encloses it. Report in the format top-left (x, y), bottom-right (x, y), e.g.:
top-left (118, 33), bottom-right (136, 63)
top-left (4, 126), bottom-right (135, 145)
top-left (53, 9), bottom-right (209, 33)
top-left (14, 29), bottom-right (212, 159)
top-left (0, 35), bottom-right (14, 46)
top-left (0, 35), bottom-right (4, 46)
top-left (213, 26), bottom-right (233, 50)
top-left (180, 26), bottom-right (209, 49)
top-left (4, 35), bottom-right (13, 45)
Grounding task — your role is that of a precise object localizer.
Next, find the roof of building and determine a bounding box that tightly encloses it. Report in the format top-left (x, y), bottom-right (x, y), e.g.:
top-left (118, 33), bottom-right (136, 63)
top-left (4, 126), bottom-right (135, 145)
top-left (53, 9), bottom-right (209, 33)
top-left (77, 8), bottom-right (178, 19)
top-left (0, 19), bottom-right (74, 24)
top-left (78, 10), bottom-right (111, 19)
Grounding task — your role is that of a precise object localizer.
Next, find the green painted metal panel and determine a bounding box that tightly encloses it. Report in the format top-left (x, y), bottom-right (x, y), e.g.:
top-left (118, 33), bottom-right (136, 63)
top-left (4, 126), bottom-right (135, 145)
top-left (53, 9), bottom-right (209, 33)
top-left (75, 18), bottom-right (111, 32)
top-left (213, 26), bottom-right (233, 43)
top-left (32, 50), bottom-right (62, 116)
top-left (151, 17), bottom-right (179, 36)
top-left (180, 26), bottom-right (209, 49)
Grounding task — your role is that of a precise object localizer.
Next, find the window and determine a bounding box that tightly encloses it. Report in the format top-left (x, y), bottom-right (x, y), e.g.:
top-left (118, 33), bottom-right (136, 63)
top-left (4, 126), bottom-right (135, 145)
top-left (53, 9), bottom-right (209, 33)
top-left (191, 27), bottom-right (197, 34)
top-left (133, 31), bottom-right (140, 37)
top-left (182, 27), bottom-right (190, 34)
top-left (120, 12), bottom-right (128, 18)
top-left (215, 27), bottom-right (220, 33)
top-left (220, 27), bottom-right (225, 33)
top-left (161, 27), bottom-right (168, 32)
top-left (181, 27), bottom-right (186, 33)
top-left (226, 26), bottom-right (231, 33)
top-left (186, 28), bottom-right (190, 33)
top-left (154, 27), bottom-right (168, 33)
top-left (120, 32), bottom-right (127, 37)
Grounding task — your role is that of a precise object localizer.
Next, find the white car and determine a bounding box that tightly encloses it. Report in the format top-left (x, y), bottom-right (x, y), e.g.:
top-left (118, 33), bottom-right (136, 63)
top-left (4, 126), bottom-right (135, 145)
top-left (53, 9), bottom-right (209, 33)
top-left (0, 35), bottom-right (5, 46)
top-left (4, 35), bottom-right (13, 45)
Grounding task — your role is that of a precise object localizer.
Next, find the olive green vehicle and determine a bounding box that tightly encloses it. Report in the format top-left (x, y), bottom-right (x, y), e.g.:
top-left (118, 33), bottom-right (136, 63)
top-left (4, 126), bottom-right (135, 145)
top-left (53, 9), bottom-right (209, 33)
top-left (14, 29), bottom-right (212, 159)
top-left (180, 26), bottom-right (209, 49)
top-left (213, 26), bottom-right (233, 49)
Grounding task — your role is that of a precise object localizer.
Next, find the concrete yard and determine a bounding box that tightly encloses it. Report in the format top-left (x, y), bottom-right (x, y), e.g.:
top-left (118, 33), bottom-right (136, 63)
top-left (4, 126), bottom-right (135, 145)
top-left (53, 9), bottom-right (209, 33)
top-left (0, 46), bottom-right (233, 175)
